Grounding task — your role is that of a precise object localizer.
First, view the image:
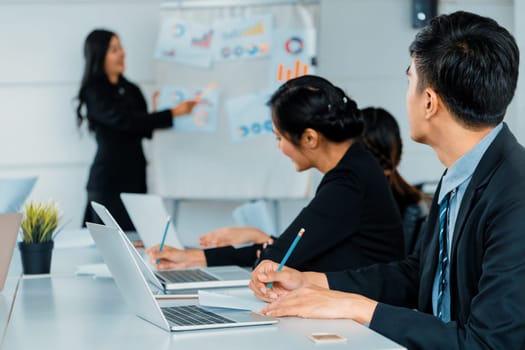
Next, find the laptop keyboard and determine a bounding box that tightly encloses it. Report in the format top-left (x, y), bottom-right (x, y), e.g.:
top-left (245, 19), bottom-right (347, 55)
top-left (162, 305), bottom-right (235, 326)
top-left (157, 269), bottom-right (219, 283)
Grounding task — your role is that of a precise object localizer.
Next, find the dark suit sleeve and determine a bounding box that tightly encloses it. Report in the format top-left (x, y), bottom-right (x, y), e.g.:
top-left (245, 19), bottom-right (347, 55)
top-left (326, 254), bottom-right (420, 308)
top-left (260, 174), bottom-right (362, 269)
top-left (329, 193), bottom-right (525, 350)
top-left (85, 86), bottom-right (172, 137)
top-left (203, 244), bottom-right (261, 267)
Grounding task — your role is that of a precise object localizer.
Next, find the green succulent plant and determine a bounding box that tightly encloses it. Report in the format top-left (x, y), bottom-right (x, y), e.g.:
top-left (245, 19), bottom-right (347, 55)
top-left (20, 201), bottom-right (62, 244)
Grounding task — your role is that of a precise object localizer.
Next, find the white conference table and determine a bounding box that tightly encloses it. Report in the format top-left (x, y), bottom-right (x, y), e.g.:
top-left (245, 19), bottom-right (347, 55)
top-left (2, 229), bottom-right (405, 350)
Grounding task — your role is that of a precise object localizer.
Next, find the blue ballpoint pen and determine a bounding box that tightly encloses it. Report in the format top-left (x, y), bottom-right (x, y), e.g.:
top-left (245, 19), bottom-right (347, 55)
top-left (156, 216), bottom-right (171, 265)
top-left (267, 228), bottom-right (305, 289)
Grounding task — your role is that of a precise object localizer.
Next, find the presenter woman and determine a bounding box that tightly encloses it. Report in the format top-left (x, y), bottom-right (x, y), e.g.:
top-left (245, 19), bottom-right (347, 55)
top-left (147, 75), bottom-right (405, 272)
top-left (76, 29), bottom-right (196, 230)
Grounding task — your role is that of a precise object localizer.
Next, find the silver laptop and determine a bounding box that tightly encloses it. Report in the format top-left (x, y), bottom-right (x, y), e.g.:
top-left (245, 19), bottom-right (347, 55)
top-left (120, 193), bottom-right (184, 249)
top-left (0, 213), bottom-right (23, 291)
top-left (87, 223), bottom-right (277, 332)
top-left (91, 201), bottom-right (251, 291)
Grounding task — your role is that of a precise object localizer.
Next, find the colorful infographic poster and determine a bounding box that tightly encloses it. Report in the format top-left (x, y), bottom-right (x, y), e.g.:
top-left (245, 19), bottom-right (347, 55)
top-left (157, 86), bottom-right (219, 133)
top-left (212, 15), bottom-right (273, 62)
top-left (154, 18), bottom-right (213, 68)
top-left (269, 28), bottom-right (316, 89)
top-left (226, 90), bottom-right (273, 142)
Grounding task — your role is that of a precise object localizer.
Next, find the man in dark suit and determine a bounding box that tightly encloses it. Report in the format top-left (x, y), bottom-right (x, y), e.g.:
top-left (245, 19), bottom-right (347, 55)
top-left (249, 11), bottom-right (525, 350)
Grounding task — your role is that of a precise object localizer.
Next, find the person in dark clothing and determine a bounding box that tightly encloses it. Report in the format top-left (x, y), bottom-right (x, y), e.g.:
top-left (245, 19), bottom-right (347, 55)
top-left (169, 106), bottom-right (426, 260)
top-left (360, 107), bottom-right (423, 218)
top-left (250, 11), bottom-right (525, 350)
top-left (146, 75), bottom-right (404, 272)
top-left (360, 107), bottom-right (427, 254)
top-left (76, 29), bottom-right (195, 230)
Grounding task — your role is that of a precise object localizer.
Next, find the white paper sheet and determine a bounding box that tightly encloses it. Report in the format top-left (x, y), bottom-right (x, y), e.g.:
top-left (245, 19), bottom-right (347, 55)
top-left (198, 290), bottom-right (267, 312)
top-left (212, 15), bottom-right (273, 62)
top-left (154, 18), bottom-right (213, 68)
top-left (226, 90), bottom-right (273, 142)
top-left (269, 28), bottom-right (317, 90)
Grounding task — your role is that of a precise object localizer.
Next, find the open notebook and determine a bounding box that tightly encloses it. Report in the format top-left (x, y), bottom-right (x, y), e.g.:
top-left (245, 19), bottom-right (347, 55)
top-left (87, 223), bottom-right (277, 332)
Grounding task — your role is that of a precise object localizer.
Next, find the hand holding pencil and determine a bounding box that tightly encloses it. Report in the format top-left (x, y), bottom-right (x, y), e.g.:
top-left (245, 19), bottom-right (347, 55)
top-left (249, 259), bottom-right (307, 302)
top-left (249, 228), bottom-right (307, 301)
top-left (267, 228), bottom-right (305, 289)
top-left (147, 216), bottom-right (208, 269)
top-left (147, 245), bottom-right (207, 270)
top-left (155, 216), bottom-right (171, 265)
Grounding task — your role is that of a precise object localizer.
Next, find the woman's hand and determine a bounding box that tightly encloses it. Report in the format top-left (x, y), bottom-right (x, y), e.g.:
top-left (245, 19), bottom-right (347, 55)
top-left (171, 100), bottom-right (197, 117)
top-left (256, 238), bottom-right (275, 259)
top-left (199, 227), bottom-right (271, 248)
top-left (146, 244), bottom-right (207, 269)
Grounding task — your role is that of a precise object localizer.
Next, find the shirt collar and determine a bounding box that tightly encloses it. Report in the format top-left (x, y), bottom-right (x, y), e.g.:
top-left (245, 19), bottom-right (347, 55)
top-left (438, 123), bottom-right (503, 203)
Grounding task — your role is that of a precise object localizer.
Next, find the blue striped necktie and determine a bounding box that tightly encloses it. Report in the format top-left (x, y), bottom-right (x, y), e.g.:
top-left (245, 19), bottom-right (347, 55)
top-left (436, 192), bottom-right (450, 320)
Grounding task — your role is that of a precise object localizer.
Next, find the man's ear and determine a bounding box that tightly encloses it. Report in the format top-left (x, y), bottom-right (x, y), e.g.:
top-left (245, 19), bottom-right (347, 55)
top-left (424, 87), bottom-right (440, 120)
top-left (301, 128), bottom-right (319, 148)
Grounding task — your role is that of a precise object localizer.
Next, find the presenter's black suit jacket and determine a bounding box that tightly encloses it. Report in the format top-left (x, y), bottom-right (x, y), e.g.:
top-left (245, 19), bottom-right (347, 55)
top-left (82, 78), bottom-right (172, 230)
top-left (85, 78), bottom-right (172, 193)
top-left (327, 124), bottom-right (525, 350)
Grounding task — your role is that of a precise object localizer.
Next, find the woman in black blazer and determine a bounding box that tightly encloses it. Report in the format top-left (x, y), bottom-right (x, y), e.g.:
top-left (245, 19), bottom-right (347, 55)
top-left (147, 76), bottom-right (405, 272)
top-left (76, 29), bottom-right (196, 230)
top-left (199, 107), bottom-right (426, 256)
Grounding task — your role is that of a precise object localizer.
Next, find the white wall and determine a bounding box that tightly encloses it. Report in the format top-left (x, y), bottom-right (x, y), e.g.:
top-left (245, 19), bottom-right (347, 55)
top-left (0, 0), bottom-right (519, 234)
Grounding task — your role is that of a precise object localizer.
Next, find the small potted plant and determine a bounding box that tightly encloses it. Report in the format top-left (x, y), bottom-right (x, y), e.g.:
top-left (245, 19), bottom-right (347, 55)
top-left (19, 200), bottom-right (62, 275)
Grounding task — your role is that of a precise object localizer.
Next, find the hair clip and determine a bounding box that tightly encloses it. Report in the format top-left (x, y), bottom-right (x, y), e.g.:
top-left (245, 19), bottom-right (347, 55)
top-left (342, 96), bottom-right (348, 104)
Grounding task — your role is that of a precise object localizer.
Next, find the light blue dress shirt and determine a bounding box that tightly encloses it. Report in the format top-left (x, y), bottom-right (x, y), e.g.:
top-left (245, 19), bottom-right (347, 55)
top-left (431, 123), bottom-right (503, 322)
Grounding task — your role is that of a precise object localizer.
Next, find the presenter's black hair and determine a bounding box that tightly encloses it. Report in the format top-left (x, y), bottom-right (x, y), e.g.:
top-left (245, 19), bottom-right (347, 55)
top-left (268, 75), bottom-right (363, 145)
top-left (76, 29), bottom-right (116, 128)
